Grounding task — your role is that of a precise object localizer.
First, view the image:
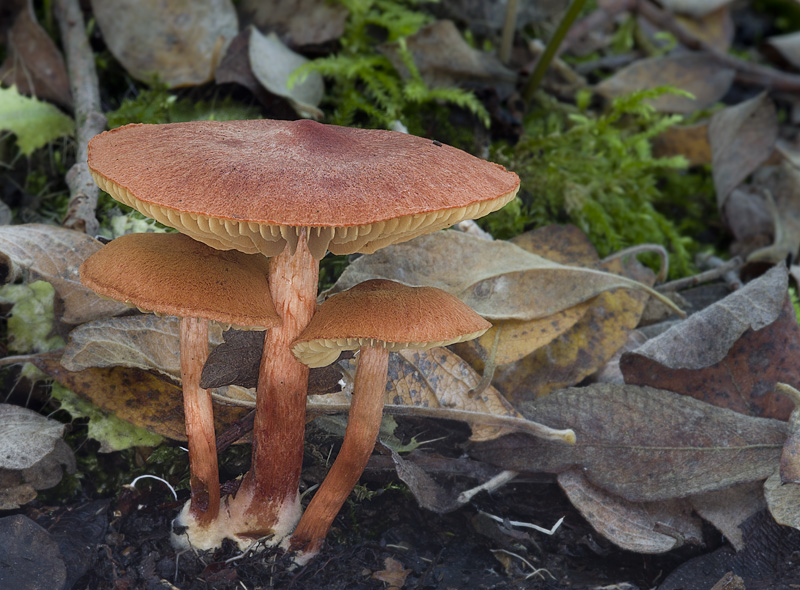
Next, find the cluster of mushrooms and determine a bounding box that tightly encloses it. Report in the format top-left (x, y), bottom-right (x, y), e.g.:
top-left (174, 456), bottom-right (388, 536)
top-left (79, 119), bottom-right (521, 562)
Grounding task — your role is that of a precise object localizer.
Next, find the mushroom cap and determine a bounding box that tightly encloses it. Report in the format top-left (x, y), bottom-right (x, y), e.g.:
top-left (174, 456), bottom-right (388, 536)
top-left (88, 120), bottom-right (520, 259)
top-left (80, 232), bottom-right (280, 330)
top-left (291, 279), bottom-right (491, 368)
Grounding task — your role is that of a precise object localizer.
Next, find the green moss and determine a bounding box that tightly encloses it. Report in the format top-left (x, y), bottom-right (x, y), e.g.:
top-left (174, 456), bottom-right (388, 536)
top-left (484, 87), bottom-right (715, 278)
top-left (106, 88), bottom-right (262, 128)
top-left (292, 0), bottom-right (488, 129)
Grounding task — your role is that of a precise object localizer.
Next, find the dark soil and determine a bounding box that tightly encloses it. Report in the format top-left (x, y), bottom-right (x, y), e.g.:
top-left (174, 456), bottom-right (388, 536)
top-left (8, 417), bottom-right (714, 590)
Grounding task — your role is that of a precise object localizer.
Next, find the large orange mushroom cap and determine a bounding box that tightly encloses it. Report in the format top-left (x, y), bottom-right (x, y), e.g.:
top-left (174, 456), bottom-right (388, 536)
top-left (292, 279), bottom-right (491, 367)
top-left (79, 232), bottom-right (280, 330)
top-left (87, 120), bottom-right (520, 258)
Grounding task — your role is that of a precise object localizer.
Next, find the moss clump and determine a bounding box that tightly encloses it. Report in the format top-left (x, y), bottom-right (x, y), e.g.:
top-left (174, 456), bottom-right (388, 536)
top-left (292, 0), bottom-right (488, 129)
top-left (106, 88), bottom-right (261, 128)
top-left (484, 87), bottom-right (714, 278)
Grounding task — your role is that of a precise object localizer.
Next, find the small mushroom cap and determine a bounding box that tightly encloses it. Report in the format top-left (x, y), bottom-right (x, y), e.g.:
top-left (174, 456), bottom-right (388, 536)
top-left (292, 279), bottom-right (491, 368)
top-left (88, 120), bottom-right (520, 259)
top-left (80, 232), bottom-right (280, 330)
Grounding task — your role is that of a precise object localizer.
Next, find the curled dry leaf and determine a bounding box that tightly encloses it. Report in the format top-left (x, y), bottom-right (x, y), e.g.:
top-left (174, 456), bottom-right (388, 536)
top-left (248, 26), bottom-right (324, 119)
top-left (658, 511), bottom-right (800, 590)
top-left (595, 53), bottom-right (735, 113)
top-left (0, 403), bottom-right (75, 510)
top-left (0, 0), bottom-right (72, 108)
top-left (454, 225), bottom-right (600, 367)
top-left (0, 403), bottom-right (66, 470)
top-left (746, 163), bottom-right (800, 264)
top-left (237, 0), bottom-right (347, 46)
top-left (343, 347), bottom-right (521, 442)
top-left (329, 230), bottom-right (676, 322)
top-left (380, 20), bottom-right (516, 97)
top-left (470, 383), bottom-right (788, 502)
top-left (491, 254), bottom-right (653, 403)
top-left (764, 470), bottom-right (800, 529)
top-left (0, 224), bottom-right (129, 324)
top-left (658, 0), bottom-right (735, 17)
top-left (710, 92), bottom-right (778, 207)
top-left (673, 6), bottom-right (734, 53)
top-left (90, 0), bottom-right (238, 87)
top-left (215, 28), bottom-right (294, 115)
top-left (33, 354), bottom-right (247, 441)
top-left (690, 481), bottom-right (765, 550)
top-left (765, 31), bottom-right (800, 71)
top-left (621, 265), bottom-right (799, 419)
top-left (62, 315), bottom-right (223, 380)
top-left (558, 469), bottom-right (703, 553)
top-left (200, 329), bottom-right (264, 389)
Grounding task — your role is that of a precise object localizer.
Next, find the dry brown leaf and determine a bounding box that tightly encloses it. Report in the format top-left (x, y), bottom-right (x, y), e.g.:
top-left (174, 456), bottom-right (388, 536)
top-left (621, 265), bottom-right (799, 419)
top-left (0, 404), bottom-right (75, 510)
top-left (765, 31), bottom-right (800, 71)
top-left (0, 404), bottom-right (66, 470)
top-left (764, 470), bottom-right (800, 529)
top-left (90, 0), bottom-right (238, 87)
top-left (659, 0), bottom-right (734, 16)
top-left (33, 354), bottom-right (248, 441)
top-left (492, 255), bottom-right (653, 403)
top-left (328, 230), bottom-right (674, 321)
top-left (558, 469), bottom-right (703, 553)
top-left (658, 511), bottom-right (800, 589)
top-left (62, 315), bottom-right (224, 380)
top-left (0, 0), bottom-right (72, 108)
top-left (746, 163), bottom-right (800, 264)
top-left (453, 225), bottom-right (601, 367)
top-left (215, 28), bottom-right (295, 117)
top-left (690, 481), bottom-right (765, 550)
top-left (0, 224), bottom-right (129, 324)
top-left (710, 92), bottom-right (779, 207)
top-left (342, 347), bottom-right (521, 442)
top-left (372, 557), bottom-right (412, 590)
top-left (674, 6), bottom-right (734, 52)
top-left (380, 20), bottom-right (516, 97)
top-left (652, 121), bottom-right (712, 166)
top-left (470, 383), bottom-right (788, 502)
top-left (723, 185), bottom-right (775, 257)
top-left (594, 53), bottom-right (735, 113)
top-left (248, 27), bottom-right (324, 119)
top-left (237, 0), bottom-right (347, 46)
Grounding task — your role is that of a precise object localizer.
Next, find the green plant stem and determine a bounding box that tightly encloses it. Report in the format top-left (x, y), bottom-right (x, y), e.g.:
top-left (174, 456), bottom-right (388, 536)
top-left (523, 0), bottom-right (588, 104)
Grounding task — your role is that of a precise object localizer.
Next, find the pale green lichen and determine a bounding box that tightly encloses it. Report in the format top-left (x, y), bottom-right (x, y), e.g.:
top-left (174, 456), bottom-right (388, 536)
top-left (50, 383), bottom-right (163, 453)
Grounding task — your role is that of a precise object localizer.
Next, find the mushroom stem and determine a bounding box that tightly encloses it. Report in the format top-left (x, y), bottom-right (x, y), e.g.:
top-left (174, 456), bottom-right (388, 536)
top-left (288, 345), bottom-right (389, 560)
top-left (180, 316), bottom-right (220, 525)
top-left (228, 230), bottom-right (319, 543)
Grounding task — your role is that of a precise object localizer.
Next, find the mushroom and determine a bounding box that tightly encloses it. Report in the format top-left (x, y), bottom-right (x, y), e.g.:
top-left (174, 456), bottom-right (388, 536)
top-left (87, 119), bottom-right (520, 549)
top-left (79, 232), bottom-right (280, 546)
top-left (286, 279), bottom-right (491, 561)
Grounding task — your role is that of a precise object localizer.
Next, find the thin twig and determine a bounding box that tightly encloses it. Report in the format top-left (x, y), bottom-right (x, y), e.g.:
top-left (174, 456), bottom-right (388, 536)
top-left (658, 256), bottom-right (743, 293)
top-left (635, 0), bottom-right (800, 93)
top-left (603, 243), bottom-right (669, 283)
top-left (696, 253), bottom-right (744, 291)
top-left (54, 0), bottom-right (106, 235)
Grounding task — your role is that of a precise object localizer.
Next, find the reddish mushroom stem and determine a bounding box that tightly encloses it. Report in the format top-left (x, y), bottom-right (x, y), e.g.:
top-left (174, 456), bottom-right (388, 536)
top-left (180, 316), bottom-right (220, 525)
top-left (228, 230), bottom-right (319, 541)
top-left (289, 345), bottom-right (389, 558)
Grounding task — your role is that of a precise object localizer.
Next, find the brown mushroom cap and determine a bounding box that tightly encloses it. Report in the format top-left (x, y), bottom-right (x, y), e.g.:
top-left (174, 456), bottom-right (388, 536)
top-left (80, 232), bottom-right (280, 330)
top-left (291, 279), bottom-right (491, 368)
top-left (88, 120), bottom-right (520, 259)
